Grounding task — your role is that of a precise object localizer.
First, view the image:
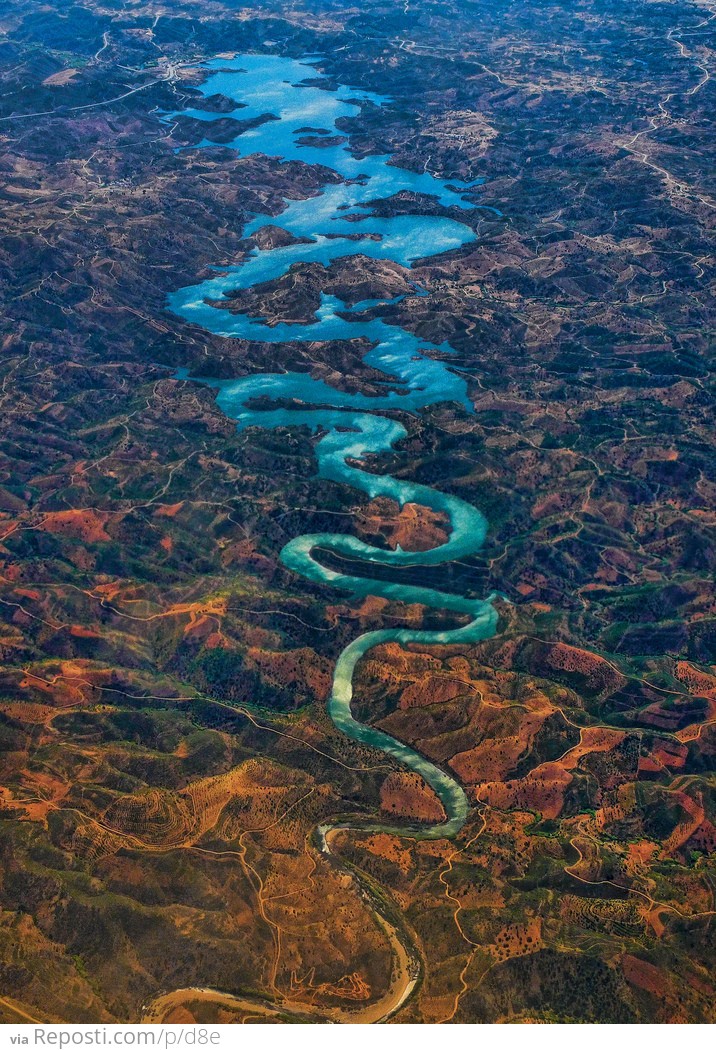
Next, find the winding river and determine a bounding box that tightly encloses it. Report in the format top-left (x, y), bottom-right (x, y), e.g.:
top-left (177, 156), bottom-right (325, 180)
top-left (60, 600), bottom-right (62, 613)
top-left (153, 54), bottom-right (500, 1021)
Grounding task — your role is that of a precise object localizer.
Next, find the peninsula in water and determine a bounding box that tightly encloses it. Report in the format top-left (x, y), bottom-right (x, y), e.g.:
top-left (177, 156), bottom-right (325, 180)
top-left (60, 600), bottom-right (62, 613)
top-left (0, 0), bottom-right (715, 1026)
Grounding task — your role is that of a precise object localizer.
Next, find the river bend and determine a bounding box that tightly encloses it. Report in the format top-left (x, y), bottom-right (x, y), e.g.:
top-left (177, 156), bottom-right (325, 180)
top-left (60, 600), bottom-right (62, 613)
top-left (165, 53), bottom-right (498, 840)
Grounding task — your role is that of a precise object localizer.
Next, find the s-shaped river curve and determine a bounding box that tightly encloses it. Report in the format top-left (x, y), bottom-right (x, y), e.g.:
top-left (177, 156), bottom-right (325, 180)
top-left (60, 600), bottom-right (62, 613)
top-left (152, 54), bottom-right (500, 1021)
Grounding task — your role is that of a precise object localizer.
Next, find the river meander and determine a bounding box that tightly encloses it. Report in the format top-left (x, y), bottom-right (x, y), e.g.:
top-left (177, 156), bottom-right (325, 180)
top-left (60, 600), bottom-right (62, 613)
top-left (165, 53), bottom-right (498, 840)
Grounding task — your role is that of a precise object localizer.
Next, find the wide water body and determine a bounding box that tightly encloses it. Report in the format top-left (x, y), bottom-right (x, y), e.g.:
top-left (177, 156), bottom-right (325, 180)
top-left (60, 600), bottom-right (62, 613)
top-left (166, 54), bottom-right (498, 838)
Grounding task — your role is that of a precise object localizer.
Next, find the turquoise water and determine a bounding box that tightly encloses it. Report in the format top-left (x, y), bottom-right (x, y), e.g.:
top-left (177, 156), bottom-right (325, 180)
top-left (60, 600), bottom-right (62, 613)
top-left (166, 55), bottom-right (498, 838)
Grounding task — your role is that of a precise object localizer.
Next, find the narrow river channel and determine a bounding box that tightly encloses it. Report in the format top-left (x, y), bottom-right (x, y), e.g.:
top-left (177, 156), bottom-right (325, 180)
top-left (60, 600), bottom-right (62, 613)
top-left (148, 53), bottom-right (500, 1022)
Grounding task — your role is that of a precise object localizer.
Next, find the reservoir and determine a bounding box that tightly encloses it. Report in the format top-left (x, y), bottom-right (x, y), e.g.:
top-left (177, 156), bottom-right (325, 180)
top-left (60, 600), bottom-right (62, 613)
top-left (166, 53), bottom-right (499, 838)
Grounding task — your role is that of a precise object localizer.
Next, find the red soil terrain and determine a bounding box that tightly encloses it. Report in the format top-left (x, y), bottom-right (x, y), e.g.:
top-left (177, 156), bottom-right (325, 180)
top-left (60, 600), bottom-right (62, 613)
top-left (355, 497), bottom-right (449, 552)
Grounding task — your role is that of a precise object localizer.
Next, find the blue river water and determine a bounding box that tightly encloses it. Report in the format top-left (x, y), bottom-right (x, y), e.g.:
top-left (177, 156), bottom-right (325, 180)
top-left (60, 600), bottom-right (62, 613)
top-left (165, 54), bottom-right (499, 838)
